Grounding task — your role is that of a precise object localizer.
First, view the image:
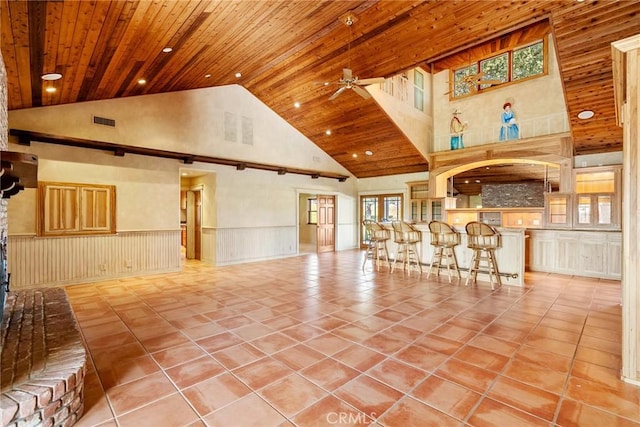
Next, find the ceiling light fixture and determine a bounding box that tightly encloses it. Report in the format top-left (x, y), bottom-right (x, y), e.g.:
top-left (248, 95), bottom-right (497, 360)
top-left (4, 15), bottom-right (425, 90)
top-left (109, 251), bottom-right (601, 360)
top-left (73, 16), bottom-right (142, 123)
top-left (577, 110), bottom-right (594, 119)
top-left (352, 153), bottom-right (358, 158)
top-left (162, 47), bottom-right (173, 53)
top-left (41, 73), bottom-right (62, 81)
top-left (294, 101), bottom-right (301, 108)
top-left (45, 87), bottom-right (56, 93)
top-left (365, 150), bottom-right (373, 156)
top-left (325, 130), bottom-right (332, 135)
top-left (137, 78), bottom-right (147, 85)
top-left (204, 74), bottom-right (212, 78)
top-left (235, 72), bottom-right (242, 78)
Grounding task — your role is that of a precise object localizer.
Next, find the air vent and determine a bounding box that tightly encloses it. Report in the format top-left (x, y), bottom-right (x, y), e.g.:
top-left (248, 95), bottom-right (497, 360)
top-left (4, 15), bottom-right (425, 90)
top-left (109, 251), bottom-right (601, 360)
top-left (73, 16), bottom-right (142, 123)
top-left (92, 116), bottom-right (116, 127)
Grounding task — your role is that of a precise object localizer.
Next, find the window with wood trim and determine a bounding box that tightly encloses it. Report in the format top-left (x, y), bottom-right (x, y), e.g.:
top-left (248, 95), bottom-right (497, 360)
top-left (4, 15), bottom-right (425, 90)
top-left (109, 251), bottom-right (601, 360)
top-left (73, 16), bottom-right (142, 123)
top-left (38, 182), bottom-right (116, 236)
top-left (450, 37), bottom-right (547, 99)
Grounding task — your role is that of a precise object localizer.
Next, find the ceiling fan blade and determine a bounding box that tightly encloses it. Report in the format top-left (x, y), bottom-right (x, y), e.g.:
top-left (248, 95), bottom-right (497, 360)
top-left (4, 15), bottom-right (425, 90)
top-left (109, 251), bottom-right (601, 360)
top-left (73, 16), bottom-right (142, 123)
top-left (352, 85), bottom-right (371, 99)
top-left (329, 86), bottom-right (347, 100)
top-left (342, 68), bottom-right (353, 81)
top-left (356, 77), bottom-right (385, 85)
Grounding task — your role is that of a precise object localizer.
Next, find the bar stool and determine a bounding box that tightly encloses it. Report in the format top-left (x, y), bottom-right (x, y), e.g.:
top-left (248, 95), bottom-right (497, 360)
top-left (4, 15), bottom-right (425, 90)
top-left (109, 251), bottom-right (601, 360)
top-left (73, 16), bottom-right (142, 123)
top-left (465, 221), bottom-right (502, 290)
top-left (391, 221), bottom-right (422, 275)
top-left (427, 220), bottom-right (461, 282)
top-left (362, 220), bottom-right (390, 271)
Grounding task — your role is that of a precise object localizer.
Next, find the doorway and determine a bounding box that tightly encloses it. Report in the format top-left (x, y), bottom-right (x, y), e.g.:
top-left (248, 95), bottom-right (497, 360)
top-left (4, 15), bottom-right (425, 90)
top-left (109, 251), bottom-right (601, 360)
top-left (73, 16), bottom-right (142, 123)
top-left (298, 193), bottom-right (335, 253)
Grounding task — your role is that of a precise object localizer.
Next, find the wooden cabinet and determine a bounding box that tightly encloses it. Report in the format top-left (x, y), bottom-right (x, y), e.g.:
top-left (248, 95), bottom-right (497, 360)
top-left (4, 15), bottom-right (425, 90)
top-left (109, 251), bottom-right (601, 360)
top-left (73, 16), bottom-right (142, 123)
top-left (528, 229), bottom-right (621, 279)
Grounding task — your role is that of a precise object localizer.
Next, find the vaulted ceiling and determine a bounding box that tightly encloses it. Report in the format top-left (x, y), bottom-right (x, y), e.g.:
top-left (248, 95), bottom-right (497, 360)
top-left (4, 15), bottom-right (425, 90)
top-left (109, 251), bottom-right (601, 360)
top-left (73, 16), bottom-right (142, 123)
top-left (2, 1), bottom-right (639, 183)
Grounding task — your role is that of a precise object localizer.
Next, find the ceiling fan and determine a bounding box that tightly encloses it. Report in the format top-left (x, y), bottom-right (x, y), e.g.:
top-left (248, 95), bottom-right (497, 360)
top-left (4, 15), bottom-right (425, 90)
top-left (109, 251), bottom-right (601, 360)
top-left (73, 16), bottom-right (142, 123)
top-left (324, 11), bottom-right (385, 101)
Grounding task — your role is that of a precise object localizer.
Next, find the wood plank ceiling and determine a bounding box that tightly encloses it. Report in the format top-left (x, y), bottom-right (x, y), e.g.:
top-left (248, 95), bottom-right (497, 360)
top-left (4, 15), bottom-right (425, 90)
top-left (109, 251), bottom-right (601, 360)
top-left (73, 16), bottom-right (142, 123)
top-left (1, 0), bottom-right (639, 185)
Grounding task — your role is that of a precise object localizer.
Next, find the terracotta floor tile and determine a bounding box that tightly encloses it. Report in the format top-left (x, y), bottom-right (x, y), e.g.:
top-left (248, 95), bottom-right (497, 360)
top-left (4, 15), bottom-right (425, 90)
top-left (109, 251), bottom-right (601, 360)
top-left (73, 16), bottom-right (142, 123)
top-left (292, 395), bottom-right (374, 427)
top-left (565, 377), bottom-right (640, 421)
top-left (434, 358), bottom-right (498, 394)
top-left (233, 357), bottom-right (294, 390)
top-left (467, 334), bottom-right (520, 358)
top-left (332, 344), bottom-right (386, 372)
top-left (394, 344), bottom-right (449, 372)
top-left (300, 358), bottom-right (359, 391)
top-left (488, 376), bottom-right (560, 421)
top-left (212, 343), bottom-right (266, 370)
top-left (334, 375), bottom-right (403, 418)
top-left (414, 333), bottom-right (464, 356)
top-left (468, 397), bottom-right (550, 427)
top-left (412, 374), bottom-right (481, 420)
top-left (378, 396), bottom-right (459, 427)
top-left (152, 342), bottom-right (208, 369)
top-left (250, 332), bottom-right (297, 354)
top-left (366, 358), bottom-right (429, 393)
top-left (556, 398), bottom-right (640, 427)
top-left (502, 358), bottom-right (567, 394)
top-left (106, 371), bottom-right (176, 416)
top-left (196, 331), bottom-right (244, 353)
top-left (575, 345), bottom-right (621, 370)
top-left (182, 373), bottom-right (252, 416)
top-left (454, 345), bottom-right (510, 373)
top-left (116, 393), bottom-right (199, 427)
top-left (165, 356), bottom-right (225, 389)
top-left (203, 393), bottom-right (287, 427)
top-left (259, 373), bottom-right (329, 417)
top-left (61, 255), bottom-right (635, 427)
top-left (271, 344), bottom-right (327, 371)
top-left (304, 333), bottom-right (353, 356)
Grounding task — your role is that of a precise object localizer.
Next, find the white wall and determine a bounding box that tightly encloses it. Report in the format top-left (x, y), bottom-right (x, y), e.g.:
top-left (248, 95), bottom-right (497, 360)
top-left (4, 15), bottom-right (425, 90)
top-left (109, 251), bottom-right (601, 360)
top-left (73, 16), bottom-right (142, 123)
top-left (6, 85), bottom-right (359, 286)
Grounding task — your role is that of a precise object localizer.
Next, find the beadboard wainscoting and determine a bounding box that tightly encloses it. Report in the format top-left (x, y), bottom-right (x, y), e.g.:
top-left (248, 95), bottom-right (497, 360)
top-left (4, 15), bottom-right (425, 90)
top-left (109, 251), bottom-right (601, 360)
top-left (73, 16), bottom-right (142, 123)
top-left (7, 230), bottom-right (181, 288)
top-left (215, 226), bottom-right (297, 266)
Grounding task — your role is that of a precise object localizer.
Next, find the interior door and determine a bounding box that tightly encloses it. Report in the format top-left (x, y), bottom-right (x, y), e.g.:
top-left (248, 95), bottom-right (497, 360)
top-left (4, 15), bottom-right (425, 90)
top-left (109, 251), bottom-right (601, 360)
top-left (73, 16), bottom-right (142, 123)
top-left (185, 189), bottom-right (202, 260)
top-left (317, 195), bottom-right (335, 253)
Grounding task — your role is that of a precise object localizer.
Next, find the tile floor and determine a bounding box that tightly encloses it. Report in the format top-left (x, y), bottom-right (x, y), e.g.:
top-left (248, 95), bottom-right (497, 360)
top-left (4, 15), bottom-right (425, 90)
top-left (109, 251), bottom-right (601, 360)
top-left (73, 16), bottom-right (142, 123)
top-left (66, 250), bottom-right (640, 427)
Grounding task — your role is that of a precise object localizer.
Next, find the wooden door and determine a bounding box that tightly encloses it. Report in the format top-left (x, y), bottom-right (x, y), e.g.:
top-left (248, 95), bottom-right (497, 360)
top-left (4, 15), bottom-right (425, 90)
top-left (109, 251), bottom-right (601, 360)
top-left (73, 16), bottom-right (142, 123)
top-left (317, 195), bottom-right (335, 253)
top-left (185, 189), bottom-right (202, 260)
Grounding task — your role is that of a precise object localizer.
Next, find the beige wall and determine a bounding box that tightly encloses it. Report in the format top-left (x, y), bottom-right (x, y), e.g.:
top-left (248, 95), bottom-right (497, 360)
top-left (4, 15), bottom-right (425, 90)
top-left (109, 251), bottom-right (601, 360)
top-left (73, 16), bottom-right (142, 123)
top-left (432, 36), bottom-right (568, 150)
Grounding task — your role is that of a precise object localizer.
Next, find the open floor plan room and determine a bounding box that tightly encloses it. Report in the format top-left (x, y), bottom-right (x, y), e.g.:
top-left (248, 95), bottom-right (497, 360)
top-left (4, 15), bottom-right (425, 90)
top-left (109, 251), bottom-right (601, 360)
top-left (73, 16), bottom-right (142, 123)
top-left (67, 250), bottom-right (638, 427)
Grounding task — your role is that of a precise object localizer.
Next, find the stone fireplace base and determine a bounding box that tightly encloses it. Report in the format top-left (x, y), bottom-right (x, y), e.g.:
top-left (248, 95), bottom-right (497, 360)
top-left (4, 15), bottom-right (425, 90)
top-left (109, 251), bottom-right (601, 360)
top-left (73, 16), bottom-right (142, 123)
top-left (0, 288), bottom-right (86, 426)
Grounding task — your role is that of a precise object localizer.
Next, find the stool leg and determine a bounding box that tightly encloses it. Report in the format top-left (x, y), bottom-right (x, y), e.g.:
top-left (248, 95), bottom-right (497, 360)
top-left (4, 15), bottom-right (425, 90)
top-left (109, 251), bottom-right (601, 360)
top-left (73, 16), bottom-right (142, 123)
top-left (488, 249), bottom-right (502, 289)
top-left (450, 248), bottom-right (461, 280)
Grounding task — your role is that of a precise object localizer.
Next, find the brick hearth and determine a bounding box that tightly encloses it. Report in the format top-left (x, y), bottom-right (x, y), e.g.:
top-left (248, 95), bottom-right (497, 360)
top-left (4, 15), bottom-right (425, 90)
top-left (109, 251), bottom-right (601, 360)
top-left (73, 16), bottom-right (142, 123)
top-left (1, 288), bottom-right (86, 426)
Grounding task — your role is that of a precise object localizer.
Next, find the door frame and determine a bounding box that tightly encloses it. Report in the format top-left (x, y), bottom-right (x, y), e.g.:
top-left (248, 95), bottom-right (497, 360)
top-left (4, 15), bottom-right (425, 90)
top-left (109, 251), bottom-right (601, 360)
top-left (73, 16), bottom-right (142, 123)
top-left (296, 190), bottom-right (338, 253)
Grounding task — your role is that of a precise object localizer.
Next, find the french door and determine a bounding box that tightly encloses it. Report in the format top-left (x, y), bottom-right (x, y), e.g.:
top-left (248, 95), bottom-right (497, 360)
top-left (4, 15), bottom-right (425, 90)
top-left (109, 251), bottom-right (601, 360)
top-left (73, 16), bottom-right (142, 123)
top-left (360, 194), bottom-right (403, 247)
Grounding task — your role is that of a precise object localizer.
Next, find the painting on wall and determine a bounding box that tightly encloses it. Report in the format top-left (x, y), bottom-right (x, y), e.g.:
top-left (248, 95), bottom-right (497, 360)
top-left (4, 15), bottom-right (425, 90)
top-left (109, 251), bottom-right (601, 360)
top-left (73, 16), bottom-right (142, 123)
top-left (499, 101), bottom-right (520, 141)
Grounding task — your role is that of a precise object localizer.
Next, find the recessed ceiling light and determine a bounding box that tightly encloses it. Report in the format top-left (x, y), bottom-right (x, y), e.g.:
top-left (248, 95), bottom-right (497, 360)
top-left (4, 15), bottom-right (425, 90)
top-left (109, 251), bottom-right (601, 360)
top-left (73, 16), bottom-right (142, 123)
top-left (464, 180), bottom-right (469, 184)
top-left (235, 72), bottom-right (242, 78)
top-left (204, 74), bottom-right (212, 78)
top-left (162, 47), bottom-right (173, 53)
top-left (294, 101), bottom-right (301, 108)
top-left (137, 78), bottom-right (147, 85)
top-left (41, 73), bottom-right (62, 81)
top-left (45, 87), bottom-right (56, 93)
top-left (365, 150), bottom-right (373, 156)
top-left (475, 179), bottom-right (481, 183)
top-left (325, 130), bottom-right (332, 135)
top-left (577, 110), bottom-right (594, 119)
top-left (352, 153), bottom-right (358, 158)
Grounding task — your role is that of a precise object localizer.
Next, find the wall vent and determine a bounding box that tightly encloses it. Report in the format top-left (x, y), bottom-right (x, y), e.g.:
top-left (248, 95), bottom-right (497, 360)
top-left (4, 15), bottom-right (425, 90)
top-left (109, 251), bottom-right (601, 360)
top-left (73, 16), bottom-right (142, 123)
top-left (92, 116), bottom-right (116, 127)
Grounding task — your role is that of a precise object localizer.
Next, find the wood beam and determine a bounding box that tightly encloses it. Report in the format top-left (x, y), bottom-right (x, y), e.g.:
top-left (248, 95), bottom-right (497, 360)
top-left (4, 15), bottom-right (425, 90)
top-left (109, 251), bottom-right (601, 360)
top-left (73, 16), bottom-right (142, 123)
top-left (9, 129), bottom-right (350, 182)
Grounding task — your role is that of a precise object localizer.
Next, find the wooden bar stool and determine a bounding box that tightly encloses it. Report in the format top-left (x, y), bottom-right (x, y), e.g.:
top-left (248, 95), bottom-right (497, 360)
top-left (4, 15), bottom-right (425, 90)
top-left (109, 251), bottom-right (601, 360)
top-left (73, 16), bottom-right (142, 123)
top-left (362, 220), bottom-right (390, 271)
top-left (391, 221), bottom-right (422, 275)
top-left (465, 221), bottom-right (502, 290)
top-left (427, 220), bottom-right (461, 282)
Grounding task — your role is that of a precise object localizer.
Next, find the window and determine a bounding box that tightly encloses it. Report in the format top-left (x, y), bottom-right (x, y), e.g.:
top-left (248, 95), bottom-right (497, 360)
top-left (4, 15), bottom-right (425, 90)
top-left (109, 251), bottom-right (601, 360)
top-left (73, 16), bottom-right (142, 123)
top-left (360, 194), bottom-right (403, 247)
top-left (413, 70), bottom-right (424, 111)
top-left (450, 38), bottom-right (546, 98)
top-left (573, 167), bottom-right (620, 229)
top-left (307, 198), bottom-right (317, 224)
top-left (38, 182), bottom-right (116, 236)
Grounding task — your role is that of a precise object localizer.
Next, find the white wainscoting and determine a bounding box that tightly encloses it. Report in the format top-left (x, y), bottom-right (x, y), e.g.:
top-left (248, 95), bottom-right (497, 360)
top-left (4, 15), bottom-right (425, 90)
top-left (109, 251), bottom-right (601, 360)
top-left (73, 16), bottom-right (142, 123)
top-left (7, 230), bottom-right (181, 289)
top-left (215, 226), bottom-right (297, 265)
